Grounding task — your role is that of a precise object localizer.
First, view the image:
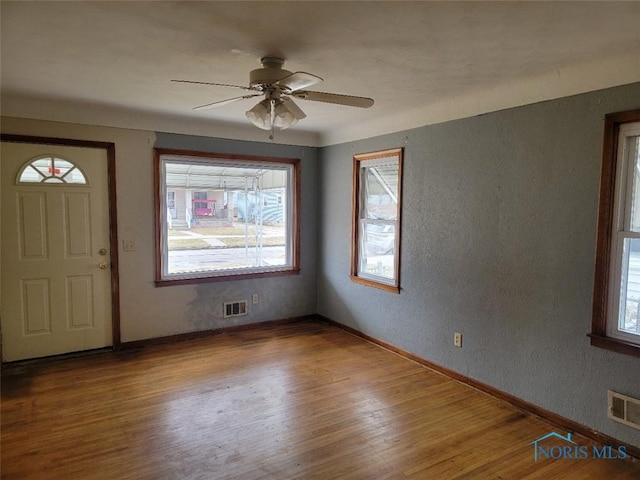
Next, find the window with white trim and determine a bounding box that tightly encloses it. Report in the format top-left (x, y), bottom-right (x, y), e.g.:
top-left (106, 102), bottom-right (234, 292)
top-left (592, 110), bottom-right (640, 357)
top-left (350, 148), bottom-right (403, 293)
top-left (155, 149), bottom-right (300, 285)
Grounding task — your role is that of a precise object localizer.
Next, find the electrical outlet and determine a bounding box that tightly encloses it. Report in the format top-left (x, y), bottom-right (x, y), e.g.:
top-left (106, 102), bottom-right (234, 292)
top-left (252, 294), bottom-right (259, 304)
top-left (454, 332), bottom-right (462, 348)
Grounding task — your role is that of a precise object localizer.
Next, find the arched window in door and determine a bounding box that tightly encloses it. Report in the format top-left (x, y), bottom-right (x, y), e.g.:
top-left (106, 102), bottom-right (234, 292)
top-left (16, 156), bottom-right (88, 185)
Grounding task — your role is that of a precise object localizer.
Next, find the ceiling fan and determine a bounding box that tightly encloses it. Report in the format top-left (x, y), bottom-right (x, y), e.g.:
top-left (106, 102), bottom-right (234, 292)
top-left (172, 57), bottom-right (374, 138)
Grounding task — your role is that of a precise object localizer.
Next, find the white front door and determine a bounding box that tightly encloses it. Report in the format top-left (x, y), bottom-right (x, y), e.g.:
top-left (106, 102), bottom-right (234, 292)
top-left (1, 142), bottom-right (113, 361)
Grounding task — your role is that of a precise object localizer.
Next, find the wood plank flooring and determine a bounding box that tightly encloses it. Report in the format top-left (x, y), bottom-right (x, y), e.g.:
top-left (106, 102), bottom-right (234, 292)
top-left (2, 320), bottom-right (639, 479)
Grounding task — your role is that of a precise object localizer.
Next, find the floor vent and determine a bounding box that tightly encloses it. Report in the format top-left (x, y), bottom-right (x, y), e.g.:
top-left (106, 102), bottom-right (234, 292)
top-left (223, 300), bottom-right (248, 319)
top-left (608, 391), bottom-right (640, 431)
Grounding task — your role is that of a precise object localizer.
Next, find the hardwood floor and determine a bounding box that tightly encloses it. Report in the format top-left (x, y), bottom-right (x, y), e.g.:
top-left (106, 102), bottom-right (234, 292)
top-left (2, 320), bottom-right (638, 479)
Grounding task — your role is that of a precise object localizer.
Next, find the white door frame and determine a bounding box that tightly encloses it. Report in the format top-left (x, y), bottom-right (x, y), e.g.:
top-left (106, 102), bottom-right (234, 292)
top-left (0, 133), bottom-right (121, 355)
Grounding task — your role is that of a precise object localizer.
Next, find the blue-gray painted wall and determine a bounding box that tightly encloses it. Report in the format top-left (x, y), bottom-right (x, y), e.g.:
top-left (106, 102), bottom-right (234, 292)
top-left (317, 82), bottom-right (640, 447)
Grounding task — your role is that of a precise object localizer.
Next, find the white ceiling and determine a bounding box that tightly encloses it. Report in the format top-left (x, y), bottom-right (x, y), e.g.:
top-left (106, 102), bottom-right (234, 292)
top-left (2, 1), bottom-right (639, 146)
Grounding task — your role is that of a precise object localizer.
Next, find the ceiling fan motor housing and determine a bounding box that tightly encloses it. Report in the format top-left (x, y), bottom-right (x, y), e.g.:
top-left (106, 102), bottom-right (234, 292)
top-left (249, 57), bottom-right (292, 89)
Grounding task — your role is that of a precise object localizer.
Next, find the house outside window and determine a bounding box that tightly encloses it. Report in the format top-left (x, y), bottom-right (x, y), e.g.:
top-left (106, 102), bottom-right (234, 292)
top-left (193, 191), bottom-right (208, 212)
top-left (350, 148), bottom-right (403, 293)
top-left (592, 109), bottom-right (640, 357)
top-left (154, 149), bottom-right (300, 285)
top-left (167, 191), bottom-right (176, 218)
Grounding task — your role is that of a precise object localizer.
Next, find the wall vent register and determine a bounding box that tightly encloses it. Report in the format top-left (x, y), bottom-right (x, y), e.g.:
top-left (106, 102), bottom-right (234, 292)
top-left (223, 301), bottom-right (248, 318)
top-left (608, 390), bottom-right (640, 431)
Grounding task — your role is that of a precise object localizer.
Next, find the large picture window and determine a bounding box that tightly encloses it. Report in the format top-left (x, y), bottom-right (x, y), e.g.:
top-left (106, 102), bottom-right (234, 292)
top-left (154, 149), bottom-right (300, 285)
top-left (351, 148), bottom-right (403, 293)
top-left (592, 110), bottom-right (640, 357)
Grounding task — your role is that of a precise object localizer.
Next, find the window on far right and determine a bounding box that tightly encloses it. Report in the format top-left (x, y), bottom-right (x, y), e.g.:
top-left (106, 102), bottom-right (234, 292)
top-left (350, 148), bottom-right (403, 293)
top-left (592, 110), bottom-right (640, 357)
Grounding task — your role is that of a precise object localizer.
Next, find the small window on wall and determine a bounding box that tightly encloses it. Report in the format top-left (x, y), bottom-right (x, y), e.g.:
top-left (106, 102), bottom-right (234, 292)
top-left (154, 148), bottom-right (300, 286)
top-left (351, 148), bottom-right (403, 293)
top-left (592, 109), bottom-right (640, 357)
top-left (17, 156), bottom-right (87, 184)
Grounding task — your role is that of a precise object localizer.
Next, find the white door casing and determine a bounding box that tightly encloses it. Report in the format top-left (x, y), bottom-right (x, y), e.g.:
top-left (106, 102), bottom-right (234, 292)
top-left (1, 142), bottom-right (114, 361)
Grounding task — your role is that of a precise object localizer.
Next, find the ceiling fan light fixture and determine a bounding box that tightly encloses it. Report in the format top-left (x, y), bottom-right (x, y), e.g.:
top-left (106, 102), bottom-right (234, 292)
top-left (246, 98), bottom-right (298, 131)
top-left (273, 101), bottom-right (298, 130)
top-left (245, 99), bottom-right (271, 130)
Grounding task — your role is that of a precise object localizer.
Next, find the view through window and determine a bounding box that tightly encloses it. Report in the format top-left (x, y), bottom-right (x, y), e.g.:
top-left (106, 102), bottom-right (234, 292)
top-left (351, 148), bottom-right (403, 293)
top-left (605, 121), bottom-right (640, 345)
top-left (155, 150), bottom-right (300, 284)
top-left (592, 110), bottom-right (640, 357)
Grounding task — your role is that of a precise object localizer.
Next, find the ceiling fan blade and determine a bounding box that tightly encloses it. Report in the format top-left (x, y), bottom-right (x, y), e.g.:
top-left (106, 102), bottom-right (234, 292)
top-left (291, 90), bottom-right (374, 108)
top-left (276, 72), bottom-right (323, 92)
top-left (172, 79), bottom-right (256, 92)
top-left (282, 97), bottom-right (306, 120)
top-left (193, 94), bottom-right (261, 111)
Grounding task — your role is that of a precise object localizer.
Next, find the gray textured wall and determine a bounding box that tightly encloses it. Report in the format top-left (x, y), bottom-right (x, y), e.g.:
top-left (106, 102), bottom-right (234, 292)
top-left (317, 83), bottom-right (640, 447)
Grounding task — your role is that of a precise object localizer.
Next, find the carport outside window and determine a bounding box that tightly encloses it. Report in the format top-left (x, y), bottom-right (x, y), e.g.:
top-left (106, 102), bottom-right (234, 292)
top-left (154, 149), bottom-right (300, 285)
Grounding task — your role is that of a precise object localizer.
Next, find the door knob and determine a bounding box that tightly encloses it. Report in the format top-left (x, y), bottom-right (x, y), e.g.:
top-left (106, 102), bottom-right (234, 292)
top-left (99, 262), bottom-right (108, 270)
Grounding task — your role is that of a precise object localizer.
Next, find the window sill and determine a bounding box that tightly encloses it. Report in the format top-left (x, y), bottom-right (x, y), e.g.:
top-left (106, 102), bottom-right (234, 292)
top-left (589, 333), bottom-right (640, 358)
top-left (155, 268), bottom-right (300, 287)
top-left (350, 275), bottom-right (400, 294)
